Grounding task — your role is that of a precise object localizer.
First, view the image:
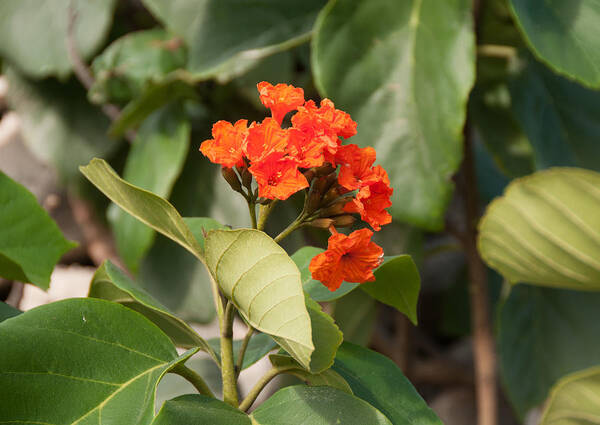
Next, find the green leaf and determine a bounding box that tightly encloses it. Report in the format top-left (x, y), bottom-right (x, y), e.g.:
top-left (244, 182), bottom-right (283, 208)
top-left (0, 298), bottom-right (196, 424)
top-left (153, 394), bottom-right (251, 425)
top-left (0, 302), bottom-right (20, 322)
top-left (6, 68), bottom-right (118, 180)
top-left (0, 0), bottom-right (116, 78)
top-left (312, 0), bottom-right (475, 230)
top-left (204, 229), bottom-right (314, 370)
top-left (478, 167), bottom-right (600, 290)
top-left (304, 294), bottom-right (343, 372)
top-left (362, 255), bottom-right (420, 325)
top-left (333, 290), bottom-right (376, 346)
top-left (250, 385), bottom-right (392, 425)
top-left (0, 171), bottom-right (76, 289)
top-left (90, 28), bottom-right (187, 104)
top-left (269, 354), bottom-right (352, 394)
top-left (292, 246), bottom-right (359, 302)
top-left (510, 56), bottom-right (600, 172)
top-left (333, 342), bottom-right (443, 425)
top-left (509, 0), bottom-right (600, 88)
top-left (208, 333), bottom-right (278, 371)
top-left (89, 260), bottom-right (213, 357)
top-left (540, 366), bottom-right (600, 425)
top-left (109, 70), bottom-right (197, 138)
top-left (498, 285), bottom-right (600, 418)
top-left (142, 0), bottom-right (326, 79)
top-left (156, 357), bottom-right (222, 406)
top-left (108, 103), bottom-right (191, 273)
top-left (80, 158), bottom-right (204, 261)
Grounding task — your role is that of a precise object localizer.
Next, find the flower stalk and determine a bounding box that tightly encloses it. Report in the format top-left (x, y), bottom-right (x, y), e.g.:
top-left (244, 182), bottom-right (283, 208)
top-left (220, 301), bottom-right (238, 407)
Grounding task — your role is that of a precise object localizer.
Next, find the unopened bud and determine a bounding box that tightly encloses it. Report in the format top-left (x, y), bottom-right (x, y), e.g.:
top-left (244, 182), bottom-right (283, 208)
top-left (256, 197), bottom-right (271, 205)
top-left (322, 185), bottom-right (342, 205)
top-left (320, 202), bottom-right (347, 217)
top-left (240, 167), bottom-right (253, 190)
top-left (221, 167), bottom-right (242, 192)
top-left (332, 215), bottom-right (356, 227)
top-left (308, 218), bottom-right (334, 229)
top-left (315, 163), bottom-right (335, 176)
top-left (303, 168), bottom-right (317, 183)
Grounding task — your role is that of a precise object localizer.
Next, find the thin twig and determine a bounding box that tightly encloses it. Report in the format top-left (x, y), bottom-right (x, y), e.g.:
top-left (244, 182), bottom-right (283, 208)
top-left (171, 364), bottom-right (215, 398)
top-left (235, 326), bottom-right (255, 378)
top-left (238, 365), bottom-right (296, 411)
top-left (66, 3), bottom-right (135, 143)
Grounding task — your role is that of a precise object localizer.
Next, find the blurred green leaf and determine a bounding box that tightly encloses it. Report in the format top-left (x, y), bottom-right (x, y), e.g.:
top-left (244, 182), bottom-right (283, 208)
top-left (142, 0), bottom-right (326, 79)
top-left (0, 302), bottom-right (20, 322)
top-left (333, 289), bottom-right (376, 346)
top-left (6, 68), bottom-right (118, 180)
top-left (510, 56), bottom-right (600, 171)
top-left (108, 103), bottom-right (190, 273)
top-left (509, 0), bottom-right (600, 88)
top-left (250, 385), bottom-right (392, 425)
top-left (0, 171), bottom-right (76, 289)
top-left (333, 342), bottom-right (443, 425)
top-left (204, 229), bottom-right (315, 371)
top-left (269, 354), bottom-right (352, 393)
top-left (312, 0), bottom-right (475, 230)
top-left (498, 285), bottom-right (600, 418)
top-left (153, 394), bottom-right (250, 425)
top-left (0, 0), bottom-right (116, 78)
top-left (90, 28), bottom-right (187, 104)
top-left (304, 294), bottom-right (342, 373)
top-left (208, 332), bottom-right (277, 371)
top-left (478, 168), bottom-right (600, 290)
top-left (89, 260), bottom-right (213, 356)
top-left (540, 366), bottom-right (600, 425)
top-left (362, 255), bottom-right (420, 325)
top-left (0, 298), bottom-right (196, 424)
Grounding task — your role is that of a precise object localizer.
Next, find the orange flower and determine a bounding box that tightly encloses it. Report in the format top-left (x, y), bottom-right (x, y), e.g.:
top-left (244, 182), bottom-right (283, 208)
top-left (249, 152), bottom-right (309, 200)
top-left (199, 120), bottom-right (248, 168)
top-left (286, 128), bottom-right (327, 168)
top-left (344, 166), bottom-right (393, 231)
top-left (336, 144), bottom-right (378, 190)
top-left (309, 227), bottom-right (383, 291)
top-left (244, 118), bottom-right (289, 163)
top-left (257, 82), bottom-right (305, 125)
top-left (318, 99), bottom-right (357, 139)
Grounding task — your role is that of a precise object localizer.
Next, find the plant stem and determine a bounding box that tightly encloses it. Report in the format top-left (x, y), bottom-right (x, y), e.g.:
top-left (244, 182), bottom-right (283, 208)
top-left (477, 44), bottom-right (516, 60)
top-left (171, 364), bottom-right (215, 398)
top-left (220, 301), bottom-right (238, 407)
top-left (238, 365), bottom-right (296, 411)
top-left (257, 201), bottom-right (278, 231)
top-left (273, 216), bottom-right (305, 243)
top-left (247, 199), bottom-right (257, 229)
top-left (235, 326), bottom-right (255, 378)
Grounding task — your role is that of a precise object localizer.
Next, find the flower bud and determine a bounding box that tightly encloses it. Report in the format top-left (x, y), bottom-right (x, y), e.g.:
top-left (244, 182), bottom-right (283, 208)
top-left (320, 202), bottom-right (347, 217)
top-left (315, 163), bottom-right (335, 176)
top-left (221, 167), bottom-right (242, 192)
top-left (322, 185), bottom-right (342, 205)
top-left (240, 166), bottom-right (253, 190)
top-left (308, 218), bottom-right (334, 229)
top-left (256, 197), bottom-right (272, 205)
top-left (332, 215), bottom-right (356, 227)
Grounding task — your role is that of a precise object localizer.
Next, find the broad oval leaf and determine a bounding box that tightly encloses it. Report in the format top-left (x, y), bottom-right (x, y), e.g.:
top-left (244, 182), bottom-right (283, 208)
top-left (153, 394), bottom-right (251, 425)
top-left (509, 0), bottom-right (600, 88)
top-left (333, 342), bottom-right (442, 425)
top-left (540, 366), bottom-right (600, 425)
top-left (478, 167), bottom-right (600, 290)
top-left (80, 158), bottom-right (204, 261)
top-left (0, 298), bottom-right (196, 424)
top-left (108, 103), bottom-right (191, 273)
top-left (312, 0), bottom-right (475, 230)
top-left (142, 0), bottom-right (326, 79)
top-left (498, 285), bottom-right (600, 418)
top-left (250, 385), bottom-right (392, 425)
top-left (0, 301), bottom-right (20, 323)
top-left (0, 171), bottom-right (76, 289)
top-left (204, 229), bottom-right (314, 370)
top-left (0, 0), bottom-right (116, 78)
top-left (333, 289), bottom-right (377, 346)
top-left (207, 333), bottom-right (278, 371)
top-left (89, 260), bottom-right (214, 358)
top-left (303, 294), bottom-right (342, 372)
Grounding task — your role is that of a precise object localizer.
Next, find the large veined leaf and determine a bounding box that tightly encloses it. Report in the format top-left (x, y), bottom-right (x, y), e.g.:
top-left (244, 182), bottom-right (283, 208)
top-left (0, 302), bottom-right (20, 323)
top-left (333, 289), bottom-right (377, 346)
top-left (6, 68), bottom-right (117, 180)
top-left (204, 229), bottom-right (314, 370)
top-left (509, 0), bottom-right (600, 88)
top-left (312, 0), bottom-right (475, 230)
top-left (90, 29), bottom-right (187, 104)
top-left (108, 103), bottom-right (191, 273)
top-left (0, 298), bottom-right (196, 424)
top-left (80, 158), bottom-right (203, 261)
top-left (540, 366), bottom-right (600, 425)
top-left (89, 260), bottom-right (213, 357)
top-left (153, 395), bottom-right (251, 425)
top-left (303, 294), bottom-right (342, 372)
top-left (208, 333), bottom-right (278, 371)
top-left (0, 171), bottom-right (76, 289)
top-left (250, 385), bottom-right (392, 425)
top-left (478, 167), bottom-right (600, 290)
top-left (498, 285), bottom-right (600, 418)
top-left (141, 0), bottom-right (326, 79)
top-left (510, 56), bottom-right (600, 172)
top-left (333, 342), bottom-right (442, 425)
top-left (0, 0), bottom-right (116, 78)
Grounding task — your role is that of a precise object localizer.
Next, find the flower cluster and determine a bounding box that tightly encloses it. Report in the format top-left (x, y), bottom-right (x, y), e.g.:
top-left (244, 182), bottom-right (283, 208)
top-left (200, 82), bottom-right (393, 291)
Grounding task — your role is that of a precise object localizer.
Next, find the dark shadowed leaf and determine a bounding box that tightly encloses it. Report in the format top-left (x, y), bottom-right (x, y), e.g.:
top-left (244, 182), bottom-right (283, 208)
top-left (153, 394), bottom-right (251, 425)
top-left (269, 354), bottom-right (352, 393)
top-left (207, 332), bottom-right (277, 371)
top-left (0, 302), bottom-right (20, 322)
top-left (333, 290), bottom-right (376, 346)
